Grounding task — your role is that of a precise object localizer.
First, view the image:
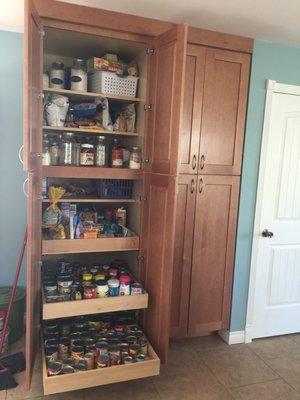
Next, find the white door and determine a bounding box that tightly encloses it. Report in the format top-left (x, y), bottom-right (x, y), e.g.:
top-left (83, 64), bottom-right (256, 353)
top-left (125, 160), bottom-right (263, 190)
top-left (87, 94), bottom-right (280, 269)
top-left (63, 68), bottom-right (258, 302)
top-left (250, 81), bottom-right (300, 339)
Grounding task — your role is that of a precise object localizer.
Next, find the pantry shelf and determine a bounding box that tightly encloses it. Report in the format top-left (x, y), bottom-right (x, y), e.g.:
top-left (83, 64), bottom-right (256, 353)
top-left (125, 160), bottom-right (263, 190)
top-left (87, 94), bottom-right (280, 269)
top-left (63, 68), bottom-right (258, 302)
top-left (42, 292), bottom-right (149, 320)
top-left (43, 88), bottom-right (142, 103)
top-left (42, 341), bottom-right (160, 395)
top-left (42, 198), bottom-right (136, 203)
top-left (42, 237), bottom-right (140, 255)
top-left (43, 126), bottom-right (139, 137)
top-left (42, 166), bottom-right (143, 180)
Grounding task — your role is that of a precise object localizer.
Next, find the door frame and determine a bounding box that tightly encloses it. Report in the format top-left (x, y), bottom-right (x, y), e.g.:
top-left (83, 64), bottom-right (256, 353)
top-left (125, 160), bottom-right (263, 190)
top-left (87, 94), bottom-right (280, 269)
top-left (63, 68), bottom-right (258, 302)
top-left (245, 79), bottom-right (300, 343)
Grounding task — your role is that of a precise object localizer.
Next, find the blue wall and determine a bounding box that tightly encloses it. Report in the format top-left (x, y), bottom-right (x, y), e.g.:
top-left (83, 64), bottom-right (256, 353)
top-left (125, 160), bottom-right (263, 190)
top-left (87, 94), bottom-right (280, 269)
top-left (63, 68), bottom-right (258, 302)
top-left (0, 31), bottom-right (26, 286)
top-left (230, 39), bottom-right (300, 331)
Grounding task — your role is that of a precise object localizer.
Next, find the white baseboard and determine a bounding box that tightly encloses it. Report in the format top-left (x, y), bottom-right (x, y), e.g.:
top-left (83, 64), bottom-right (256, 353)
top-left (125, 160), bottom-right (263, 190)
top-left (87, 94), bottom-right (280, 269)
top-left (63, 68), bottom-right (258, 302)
top-left (218, 330), bottom-right (246, 345)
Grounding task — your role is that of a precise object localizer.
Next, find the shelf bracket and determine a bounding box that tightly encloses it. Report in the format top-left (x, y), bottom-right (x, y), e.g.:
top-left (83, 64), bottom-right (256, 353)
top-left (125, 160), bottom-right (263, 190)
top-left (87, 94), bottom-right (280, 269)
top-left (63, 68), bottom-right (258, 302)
top-left (139, 196), bottom-right (147, 202)
top-left (137, 255), bottom-right (145, 262)
top-left (144, 104), bottom-right (152, 111)
top-left (146, 48), bottom-right (155, 55)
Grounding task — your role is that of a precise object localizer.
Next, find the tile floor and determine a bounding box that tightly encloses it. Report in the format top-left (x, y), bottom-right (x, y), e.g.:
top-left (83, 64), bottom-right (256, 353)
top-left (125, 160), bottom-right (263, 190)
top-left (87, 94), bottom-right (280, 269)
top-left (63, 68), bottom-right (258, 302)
top-left (1, 333), bottom-right (300, 399)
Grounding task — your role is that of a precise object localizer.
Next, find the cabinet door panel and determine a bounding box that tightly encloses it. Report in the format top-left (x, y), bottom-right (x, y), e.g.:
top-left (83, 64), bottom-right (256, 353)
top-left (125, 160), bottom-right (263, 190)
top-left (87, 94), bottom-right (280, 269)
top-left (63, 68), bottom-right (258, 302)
top-left (179, 45), bottom-right (206, 174)
top-left (170, 175), bottom-right (196, 338)
top-left (24, 0), bottom-right (43, 389)
top-left (146, 24), bottom-right (187, 175)
top-left (188, 175), bottom-right (240, 335)
top-left (140, 173), bottom-right (177, 362)
top-left (199, 49), bottom-right (250, 175)
top-left (24, 0), bottom-right (43, 171)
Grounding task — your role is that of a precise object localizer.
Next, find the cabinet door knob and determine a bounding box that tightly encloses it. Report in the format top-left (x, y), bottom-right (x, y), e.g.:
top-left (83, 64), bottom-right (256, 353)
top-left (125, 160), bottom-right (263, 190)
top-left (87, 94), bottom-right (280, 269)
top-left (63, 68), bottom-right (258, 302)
top-left (23, 177), bottom-right (29, 198)
top-left (200, 155), bottom-right (205, 170)
top-left (18, 145), bottom-right (24, 165)
top-left (262, 229), bottom-right (273, 238)
top-left (192, 155), bottom-right (197, 170)
top-left (190, 179), bottom-right (195, 194)
top-left (199, 178), bottom-right (204, 193)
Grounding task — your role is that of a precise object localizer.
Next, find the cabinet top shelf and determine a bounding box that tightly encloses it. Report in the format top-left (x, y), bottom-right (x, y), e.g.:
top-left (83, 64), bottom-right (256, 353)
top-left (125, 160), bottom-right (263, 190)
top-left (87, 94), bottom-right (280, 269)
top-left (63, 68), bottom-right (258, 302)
top-left (43, 88), bottom-right (142, 103)
top-left (43, 126), bottom-right (139, 137)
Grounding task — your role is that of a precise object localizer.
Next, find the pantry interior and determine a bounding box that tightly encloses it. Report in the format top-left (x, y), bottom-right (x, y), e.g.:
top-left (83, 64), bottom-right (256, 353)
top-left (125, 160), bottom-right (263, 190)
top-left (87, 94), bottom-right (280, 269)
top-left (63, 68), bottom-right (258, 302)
top-left (24, 0), bottom-right (253, 396)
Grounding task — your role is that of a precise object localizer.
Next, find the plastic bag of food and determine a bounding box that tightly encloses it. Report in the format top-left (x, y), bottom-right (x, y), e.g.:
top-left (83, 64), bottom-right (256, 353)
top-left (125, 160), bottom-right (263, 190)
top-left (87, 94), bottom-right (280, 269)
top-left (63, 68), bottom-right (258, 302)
top-left (42, 186), bottom-right (66, 239)
top-left (94, 97), bottom-right (113, 131)
top-left (45, 94), bottom-right (69, 127)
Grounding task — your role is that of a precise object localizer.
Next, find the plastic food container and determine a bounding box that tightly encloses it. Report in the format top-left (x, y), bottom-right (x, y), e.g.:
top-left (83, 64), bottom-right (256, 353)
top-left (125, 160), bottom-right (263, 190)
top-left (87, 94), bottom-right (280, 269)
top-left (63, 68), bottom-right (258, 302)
top-left (88, 71), bottom-right (139, 97)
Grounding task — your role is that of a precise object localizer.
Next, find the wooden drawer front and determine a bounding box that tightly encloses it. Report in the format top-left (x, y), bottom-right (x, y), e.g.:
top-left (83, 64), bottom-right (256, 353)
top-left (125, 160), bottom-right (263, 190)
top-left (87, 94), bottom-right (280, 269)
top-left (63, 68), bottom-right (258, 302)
top-left (43, 293), bottom-right (149, 320)
top-left (42, 343), bottom-right (160, 395)
top-left (199, 49), bottom-right (250, 175)
top-left (42, 237), bottom-right (140, 255)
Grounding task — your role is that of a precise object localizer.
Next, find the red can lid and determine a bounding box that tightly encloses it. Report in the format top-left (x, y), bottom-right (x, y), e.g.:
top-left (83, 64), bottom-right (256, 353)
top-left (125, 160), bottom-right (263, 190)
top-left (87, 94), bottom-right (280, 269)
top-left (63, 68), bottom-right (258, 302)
top-left (0, 311), bottom-right (7, 318)
top-left (119, 274), bottom-right (132, 284)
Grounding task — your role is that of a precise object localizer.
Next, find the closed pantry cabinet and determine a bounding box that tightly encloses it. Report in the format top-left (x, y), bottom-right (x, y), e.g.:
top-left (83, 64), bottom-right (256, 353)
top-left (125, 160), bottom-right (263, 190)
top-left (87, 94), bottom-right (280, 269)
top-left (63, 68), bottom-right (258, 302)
top-left (171, 38), bottom-right (251, 338)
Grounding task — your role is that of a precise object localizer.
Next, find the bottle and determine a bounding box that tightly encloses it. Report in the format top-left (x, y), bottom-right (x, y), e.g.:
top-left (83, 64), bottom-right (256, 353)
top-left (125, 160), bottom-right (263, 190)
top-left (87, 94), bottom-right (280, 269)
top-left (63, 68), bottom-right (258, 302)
top-left (60, 132), bottom-right (75, 165)
top-left (50, 139), bottom-right (60, 166)
top-left (95, 136), bottom-right (107, 167)
top-left (129, 146), bottom-right (141, 169)
top-left (80, 143), bottom-right (95, 166)
top-left (49, 61), bottom-right (65, 89)
top-left (71, 59), bottom-right (87, 91)
top-left (42, 139), bottom-right (51, 166)
top-left (111, 139), bottom-right (123, 168)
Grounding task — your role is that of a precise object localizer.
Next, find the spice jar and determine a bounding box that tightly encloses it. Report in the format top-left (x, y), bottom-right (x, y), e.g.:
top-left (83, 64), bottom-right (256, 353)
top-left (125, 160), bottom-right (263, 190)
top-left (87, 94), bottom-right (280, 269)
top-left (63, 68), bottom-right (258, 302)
top-left (70, 284), bottom-right (82, 300)
top-left (111, 139), bottom-right (123, 168)
top-left (109, 346), bottom-right (121, 365)
top-left (50, 139), bottom-right (60, 165)
top-left (47, 360), bottom-right (62, 376)
top-left (60, 132), bottom-right (76, 165)
top-left (119, 274), bottom-right (132, 296)
top-left (131, 283), bottom-right (143, 295)
top-left (83, 283), bottom-right (97, 299)
top-left (57, 275), bottom-right (73, 295)
top-left (108, 278), bottom-right (120, 296)
top-left (95, 136), bottom-right (107, 167)
top-left (80, 143), bottom-right (95, 166)
top-left (71, 58), bottom-right (87, 92)
top-left (50, 61), bottom-right (65, 89)
top-left (96, 280), bottom-right (109, 298)
top-left (129, 146), bottom-right (141, 169)
top-left (82, 272), bottom-right (93, 285)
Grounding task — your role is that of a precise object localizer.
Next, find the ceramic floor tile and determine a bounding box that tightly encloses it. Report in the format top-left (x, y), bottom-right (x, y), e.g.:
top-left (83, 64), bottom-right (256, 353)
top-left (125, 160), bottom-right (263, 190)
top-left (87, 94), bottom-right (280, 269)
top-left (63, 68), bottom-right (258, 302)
top-left (229, 379), bottom-right (300, 400)
top-left (82, 378), bottom-right (160, 400)
top-left (201, 346), bottom-right (278, 388)
top-left (188, 334), bottom-right (229, 355)
top-left (0, 390), bottom-right (6, 400)
top-left (152, 368), bottom-right (224, 400)
top-left (6, 368), bottom-right (43, 400)
top-left (289, 334), bottom-right (300, 346)
top-left (247, 336), bottom-right (300, 360)
top-left (266, 354), bottom-right (300, 392)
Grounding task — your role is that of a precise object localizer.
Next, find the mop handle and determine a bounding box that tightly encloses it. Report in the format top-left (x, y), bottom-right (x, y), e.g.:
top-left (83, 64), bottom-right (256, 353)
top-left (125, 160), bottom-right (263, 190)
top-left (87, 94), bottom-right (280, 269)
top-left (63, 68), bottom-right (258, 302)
top-left (0, 228), bottom-right (27, 354)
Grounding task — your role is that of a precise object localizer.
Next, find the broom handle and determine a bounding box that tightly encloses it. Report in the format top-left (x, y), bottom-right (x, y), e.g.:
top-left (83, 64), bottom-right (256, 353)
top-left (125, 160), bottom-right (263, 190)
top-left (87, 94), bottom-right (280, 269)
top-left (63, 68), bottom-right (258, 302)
top-left (0, 227), bottom-right (27, 354)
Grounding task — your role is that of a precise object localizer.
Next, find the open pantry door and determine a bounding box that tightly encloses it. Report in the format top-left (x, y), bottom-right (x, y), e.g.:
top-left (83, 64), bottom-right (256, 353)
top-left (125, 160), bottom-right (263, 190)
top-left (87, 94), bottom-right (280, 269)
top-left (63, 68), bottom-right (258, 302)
top-left (145, 24), bottom-right (187, 175)
top-left (24, 0), bottom-right (43, 389)
top-left (140, 173), bottom-right (177, 362)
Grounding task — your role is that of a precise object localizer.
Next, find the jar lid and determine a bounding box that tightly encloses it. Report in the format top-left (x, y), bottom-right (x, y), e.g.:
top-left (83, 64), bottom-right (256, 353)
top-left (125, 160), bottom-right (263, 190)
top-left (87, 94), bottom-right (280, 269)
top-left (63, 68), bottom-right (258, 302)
top-left (97, 136), bottom-right (106, 140)
top-left (65, 132), bottom-right (74, 136)
top-left (95, 273), bottom-right (106, 280)
top-left (119, 275), bottom-right (131, 284)
top-left (81, 144), bottom-right (94, 148)
top-left (82, 273), bottom-right (93, 281)
top-left (52, 61), bottom-right (64, 69)
top-left (108, 278), bottom-right (119, 287)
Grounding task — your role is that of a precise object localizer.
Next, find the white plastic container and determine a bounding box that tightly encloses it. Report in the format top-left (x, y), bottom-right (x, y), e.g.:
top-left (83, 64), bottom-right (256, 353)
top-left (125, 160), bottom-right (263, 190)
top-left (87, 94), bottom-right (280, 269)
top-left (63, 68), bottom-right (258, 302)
top-left (89, 71), bottom-right (139, 97)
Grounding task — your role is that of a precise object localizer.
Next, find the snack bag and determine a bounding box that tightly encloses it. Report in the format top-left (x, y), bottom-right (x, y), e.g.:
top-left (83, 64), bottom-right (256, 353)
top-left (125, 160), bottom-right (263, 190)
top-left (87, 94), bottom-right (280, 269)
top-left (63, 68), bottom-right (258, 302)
top-left (42, 186), bottom-right (66, 239)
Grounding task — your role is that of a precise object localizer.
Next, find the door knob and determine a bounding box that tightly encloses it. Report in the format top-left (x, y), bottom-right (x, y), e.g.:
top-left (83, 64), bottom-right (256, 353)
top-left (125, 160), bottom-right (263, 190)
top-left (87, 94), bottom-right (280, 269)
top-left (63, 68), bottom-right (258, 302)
top-left (262, 229), bottom-right (273, 238)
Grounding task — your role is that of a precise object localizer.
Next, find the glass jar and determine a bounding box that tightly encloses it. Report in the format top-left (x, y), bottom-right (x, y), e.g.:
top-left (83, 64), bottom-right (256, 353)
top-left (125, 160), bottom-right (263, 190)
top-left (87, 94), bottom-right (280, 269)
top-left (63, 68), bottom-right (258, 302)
top-left (71, 59), bottom-right (87, 92)
top-left (42, 140), bottom-right (51, 166)
top-left (111, 139), bottom-right (123, 168)
top-left (50, 61), bottom-right (65, 89)
top-left (60, 132), bottom-right (76, 165)
top-left (129, 146), bottom-right (141, 169)
top-left (95, 136), bottom-right (107, 167)
top-left (50, 139), bottom-right (60, 166)
top-left (74, 141), bottom-right (81, 166)
top-left (80, 143), bottom-right (95, 166)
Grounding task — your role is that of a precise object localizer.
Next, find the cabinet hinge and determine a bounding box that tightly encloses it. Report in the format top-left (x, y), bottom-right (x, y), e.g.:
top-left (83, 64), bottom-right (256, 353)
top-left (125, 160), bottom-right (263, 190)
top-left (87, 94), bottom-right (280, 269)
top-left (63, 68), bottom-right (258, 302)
top-left (146, 48), bottom-right (155, 55)
top-left (142, 156), bottom-right (149, 164)
top-left (144, 104), bottom-right (152, 111)
top-left (137, 255), bottom-right (145, 262)
top-left (38, 261), bottom-right (43, 267)
top-left (39, 29), bottom-right (45, 37)
top-left (140, 195), bottom-right (147, 202)
top-left (38, 92), bottom-right (45, 100)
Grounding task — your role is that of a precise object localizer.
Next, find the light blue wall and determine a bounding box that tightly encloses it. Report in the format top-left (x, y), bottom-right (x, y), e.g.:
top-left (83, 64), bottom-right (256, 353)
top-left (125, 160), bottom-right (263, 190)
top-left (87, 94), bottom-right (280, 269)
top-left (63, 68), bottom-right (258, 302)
top-left (230, 39), bottom-right (300, 331)
top-left (0, 31), bottom-right (26, 286)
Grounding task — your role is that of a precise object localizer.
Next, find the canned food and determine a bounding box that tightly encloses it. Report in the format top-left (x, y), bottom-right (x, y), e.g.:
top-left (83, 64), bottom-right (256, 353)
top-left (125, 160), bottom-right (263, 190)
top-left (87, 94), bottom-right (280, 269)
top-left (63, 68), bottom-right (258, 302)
top-left (139, 336), bottom-right (148, 356)
top-left (47, 361), bottom-right (62, 376)
top-left (71, 345), bottom-right (84, 365)
top-left (136, 354), bottom-right (146, 362)
top-left (69, 332), bottom-right (81, 347)
top-left (70, 284), bottom-right (82, 300)
top-left (57, 274), bottom-right (73, 295)
top-left (84, 284), bottom-right (97, 299)
top-left (84, 352), bottom-right (95, 370)
top-left (76, 359), bottom-right (87, 371)
top-left (96, 341), bottom-right (108, 357)
top-left (45, 338), bottom-right (59, 347)
top-left (131, 283), bottom-right (143, 295)
top-left (88, 317), bottom-right (101, 329)
top-left (44, 323), bottom-right (59, 335)
top-left (62, 364), bottom-right (75, 374)
top-left (45, 345), bottom-right (58, 364)
top-left (97, 354), bottom-right (110, 368)
top-left (44, 282), bottom-right (57, 294)
top-left (108, 267), bottom-right (118, 278)
top-left (73, 316), bottom-right (87, 330)
top-left (59, 322), bottom-right (72, 337)
top-left (125, 335), bottom-right (137, 345)
top-left (109, 346), bottom-right (121, 366)
top-left (123, 355), bottom-right (134, 364)
top-left (119, 342), bottom-right (129, 355)
top-left (129, 343), bottom-right (141, 359)
top-left (63, 358), bottom-right (74, 367)
top-left (58, 337), bottom-right (70, 360)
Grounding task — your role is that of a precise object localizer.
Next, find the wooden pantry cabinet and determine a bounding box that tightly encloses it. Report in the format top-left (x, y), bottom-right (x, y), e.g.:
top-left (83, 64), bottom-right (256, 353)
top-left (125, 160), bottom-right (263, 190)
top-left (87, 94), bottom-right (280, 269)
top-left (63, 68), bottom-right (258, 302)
top-left (170, 43), bottom-right (251, 338)
top-left (24, 0), bottom-right (252, 393)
